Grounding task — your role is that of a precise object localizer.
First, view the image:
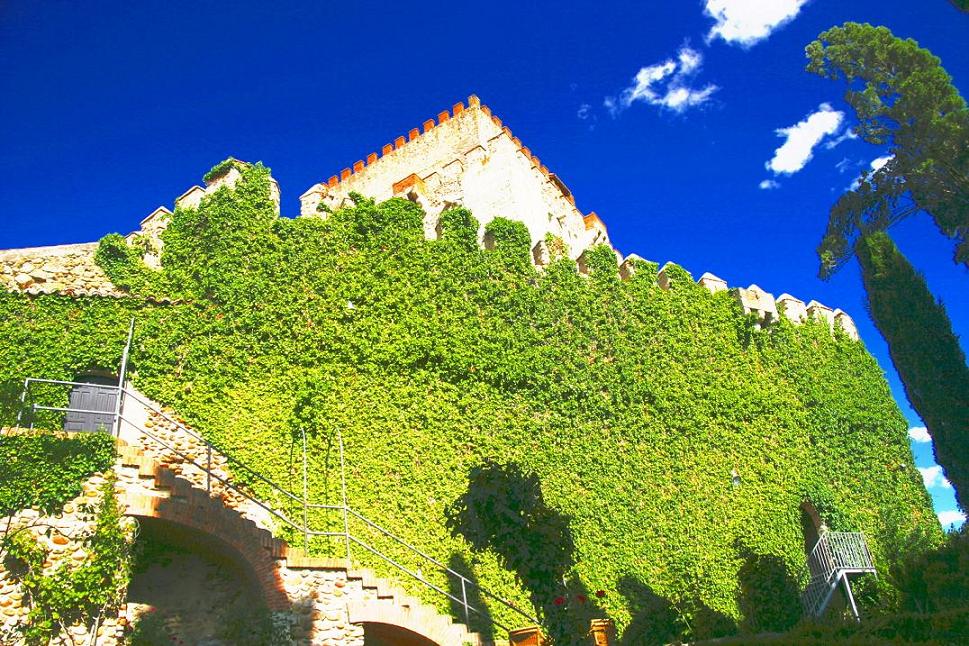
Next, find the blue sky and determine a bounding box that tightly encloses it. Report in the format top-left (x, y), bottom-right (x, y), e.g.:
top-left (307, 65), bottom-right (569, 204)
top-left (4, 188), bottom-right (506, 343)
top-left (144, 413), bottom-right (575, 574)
top-left (1, 1), bottom-right (966, 527)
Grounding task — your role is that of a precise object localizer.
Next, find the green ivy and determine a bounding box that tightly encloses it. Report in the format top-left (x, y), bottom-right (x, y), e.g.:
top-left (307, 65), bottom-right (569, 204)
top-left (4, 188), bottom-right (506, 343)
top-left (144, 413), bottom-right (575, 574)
top-left (0, 432), bottom-right (115, 515)
top-left (0, 163), bottom-right (939, 643)
top-left (201, 157), bottom-right (245, 184)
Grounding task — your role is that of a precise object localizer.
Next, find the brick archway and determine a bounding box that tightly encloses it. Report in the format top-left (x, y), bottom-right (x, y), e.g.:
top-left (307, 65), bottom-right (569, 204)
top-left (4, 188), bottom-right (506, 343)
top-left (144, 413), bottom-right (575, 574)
top-left (348, 599), bottom-right (459, 646)
top-left (117, 455), bottom-right (291, 612)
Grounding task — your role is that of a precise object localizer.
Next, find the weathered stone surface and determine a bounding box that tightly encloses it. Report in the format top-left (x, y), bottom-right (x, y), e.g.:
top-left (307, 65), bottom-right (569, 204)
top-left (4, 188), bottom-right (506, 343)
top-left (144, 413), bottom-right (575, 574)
top-left (697, 272), bottom-right (727, 294)
top-left (807, 300), bottom-right (835, 328)
top-left (734, 284), bottom-right (778, 324)
top-left (0, 243), bottom-right (124, 297)
top-left (834, 309), bottom-right (860, 341)
top-left (776, 293), bottom-right (808, 323)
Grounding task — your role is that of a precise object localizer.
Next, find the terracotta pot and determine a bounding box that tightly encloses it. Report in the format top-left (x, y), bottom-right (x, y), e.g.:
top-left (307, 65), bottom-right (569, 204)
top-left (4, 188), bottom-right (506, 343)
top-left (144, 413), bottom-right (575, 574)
top-left (589, 618), bottom-right (615, 646)
top-left (508, 625), bottom-right (548, 646)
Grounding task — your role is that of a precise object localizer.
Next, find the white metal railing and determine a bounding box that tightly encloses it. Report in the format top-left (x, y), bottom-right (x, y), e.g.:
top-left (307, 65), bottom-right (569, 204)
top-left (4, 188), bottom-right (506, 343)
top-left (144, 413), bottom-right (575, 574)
top-left (16, 377), bottom-right (538, 634)
top-left (801, 530), bottom-right (876, 620)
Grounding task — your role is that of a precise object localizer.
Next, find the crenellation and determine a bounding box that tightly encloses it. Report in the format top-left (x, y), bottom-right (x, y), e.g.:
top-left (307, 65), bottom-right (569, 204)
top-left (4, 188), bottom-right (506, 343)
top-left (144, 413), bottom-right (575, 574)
top-left (175, 185), bottom-right (206, 210)
top-left (698, 272), bottom-right (728, 294)
top-left (776, 293), bottom-right (808, 323)
top-left (657, 262), bottom-right (675, 290)
top-left (302, 96), bottom-right (603, 258)
top-left (807, 300), bottom-right (835, 328)
top-left (734, 284), bottom-right (779, 325)
top-left (205, 164), bottom-right (243, 192)
top-left (299, 183), bottom-right (328, 216)
top-left (0, 94), bottom-right (863, 344)
top-left (138, 206), bottom-right (172, 236)
top-left (619, 253), bottom-right (652, 281)
top-left (834, 309), bottom-right (860, 340)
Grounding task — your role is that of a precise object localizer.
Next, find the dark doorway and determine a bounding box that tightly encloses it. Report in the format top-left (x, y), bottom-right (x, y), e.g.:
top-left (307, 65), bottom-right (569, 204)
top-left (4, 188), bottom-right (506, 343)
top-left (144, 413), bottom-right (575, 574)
top-left (801, 502), bottom-right (823, 577)
top-left (126, 517), bottom-right (271, 645)
top-left (64, 374), bottom-right (117, 433)
top-left (363, 623), bottom-right (438, 646)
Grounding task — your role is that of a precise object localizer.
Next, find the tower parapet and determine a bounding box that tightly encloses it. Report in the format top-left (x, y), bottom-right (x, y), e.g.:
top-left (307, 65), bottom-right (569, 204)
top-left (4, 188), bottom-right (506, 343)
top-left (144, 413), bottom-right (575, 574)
top-left (299, 95), bottom-right (608, 260)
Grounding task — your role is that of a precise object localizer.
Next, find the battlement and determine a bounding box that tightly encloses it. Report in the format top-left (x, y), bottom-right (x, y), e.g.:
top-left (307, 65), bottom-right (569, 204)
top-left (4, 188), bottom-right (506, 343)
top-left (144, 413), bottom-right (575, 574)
top-left (0, 95), bottom-right (860, 342)
top-left (298, 95), bottom-right (606, 259)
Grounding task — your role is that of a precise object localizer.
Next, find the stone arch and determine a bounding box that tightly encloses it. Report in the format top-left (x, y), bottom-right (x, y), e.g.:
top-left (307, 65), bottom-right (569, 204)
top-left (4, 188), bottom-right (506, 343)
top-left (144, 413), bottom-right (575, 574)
top-left (800, 500), bottom-right (823, 553)
top-left (348, 599), bottom-right (456, 646)
top-left (117, 456), bottom-right (290, 612)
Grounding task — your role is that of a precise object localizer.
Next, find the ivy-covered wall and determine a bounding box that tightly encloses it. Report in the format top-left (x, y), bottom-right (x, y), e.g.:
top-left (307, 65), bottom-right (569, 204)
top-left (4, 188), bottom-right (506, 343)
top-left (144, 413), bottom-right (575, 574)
top-left (0, 164), bottom-right (938, 643)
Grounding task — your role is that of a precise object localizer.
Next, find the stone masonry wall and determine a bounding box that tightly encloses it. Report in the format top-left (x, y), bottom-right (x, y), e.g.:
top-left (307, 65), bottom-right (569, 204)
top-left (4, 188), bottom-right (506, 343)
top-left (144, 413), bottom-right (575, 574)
top-left (0, 243), bottom-right (123, 297)
top-left (0, 459), bottom-right (135, 646)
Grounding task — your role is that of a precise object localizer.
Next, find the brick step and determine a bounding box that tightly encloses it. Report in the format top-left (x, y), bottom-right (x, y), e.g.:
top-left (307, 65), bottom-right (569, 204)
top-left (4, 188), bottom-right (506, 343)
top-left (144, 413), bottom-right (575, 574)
top-left (114, 438), bottom-right (502, 646)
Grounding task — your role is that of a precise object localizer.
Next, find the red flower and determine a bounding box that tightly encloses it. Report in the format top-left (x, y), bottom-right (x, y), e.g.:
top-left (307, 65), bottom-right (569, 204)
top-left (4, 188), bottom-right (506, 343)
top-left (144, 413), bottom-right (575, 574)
top-left (553, 596), bottom-right (566, 606)
top-left (576, 594), bottom-right (587, 604)
top-left (595, 590), bottom-right (606, 598)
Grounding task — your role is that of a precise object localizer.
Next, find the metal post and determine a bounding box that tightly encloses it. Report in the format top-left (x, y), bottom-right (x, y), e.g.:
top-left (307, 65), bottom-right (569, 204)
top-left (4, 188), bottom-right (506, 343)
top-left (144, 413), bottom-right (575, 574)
top-left (461, 576), bottom-right (470, 625)
top-left (15, 378), bottom-right (28, 429)
top-left (339, 429), bottom-right (350, 564)
top-left (842, 574), bottom-right (861, 622)
top-left (206, 446), bottom-right (212, 494)
top-left (113, 318), bottom-right (135, 437)
top-left (302, 428), bottom-right (309, 551)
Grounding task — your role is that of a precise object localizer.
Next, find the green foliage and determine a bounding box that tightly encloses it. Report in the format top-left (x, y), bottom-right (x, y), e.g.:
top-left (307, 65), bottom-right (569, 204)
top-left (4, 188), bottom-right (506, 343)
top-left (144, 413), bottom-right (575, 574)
top-left (201, 156), bottom-right (245, 184)
top-left (94, 233), bottom-right (162, 294)
top-left (807, 22), bottom-right (969, 277)
top-left (0, 432), bottom-right (115, 515)
top-left (717, 607), bottom-right (969, 645)
top-left (484, 217), bottom-right (531, 268)
top-left (0, 163), bottom-right (938, 642)
top-left (439, 207), bottom-right (480, 251)
top-left (856, 232), bottom-right (969, 509)
top-left (544, 233), bottom-right (569, 260)
top-left (2, 477), bottom-right (133, 645)
top-left (582, 245), bottom-right (620, 281)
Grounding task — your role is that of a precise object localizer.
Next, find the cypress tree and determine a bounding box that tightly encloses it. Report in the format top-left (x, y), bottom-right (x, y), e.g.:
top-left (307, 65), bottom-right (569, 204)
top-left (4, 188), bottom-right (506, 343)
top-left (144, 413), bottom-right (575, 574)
top-left (856, 231), bottom-right (969, 510)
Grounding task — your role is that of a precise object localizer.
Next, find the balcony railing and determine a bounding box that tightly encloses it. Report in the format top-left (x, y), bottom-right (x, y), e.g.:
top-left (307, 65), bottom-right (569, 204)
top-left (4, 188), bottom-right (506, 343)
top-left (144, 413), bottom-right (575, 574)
top-left (801, 530), bottom-right (876, 620)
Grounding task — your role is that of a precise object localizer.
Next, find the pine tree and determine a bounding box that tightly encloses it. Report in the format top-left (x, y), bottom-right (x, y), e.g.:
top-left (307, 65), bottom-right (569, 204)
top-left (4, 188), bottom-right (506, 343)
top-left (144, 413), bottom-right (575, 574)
top-left (856, 231), bottom-right (969, 510)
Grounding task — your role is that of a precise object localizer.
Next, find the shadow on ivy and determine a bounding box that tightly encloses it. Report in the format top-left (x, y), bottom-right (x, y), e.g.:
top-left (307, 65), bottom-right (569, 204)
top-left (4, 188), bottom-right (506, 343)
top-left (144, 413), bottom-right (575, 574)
top-left (447, 552), bottom-right (495, 642)
top-left (445, 459), bottom-right (610, 644)
top-left (616, 575), bottom-right (737, 645)
top-left (616, 577), bottom-right (678, 646)
top-left (0, 378), bottom-right (23, 427)
top-left (735, 549), bottom-right (802, 634)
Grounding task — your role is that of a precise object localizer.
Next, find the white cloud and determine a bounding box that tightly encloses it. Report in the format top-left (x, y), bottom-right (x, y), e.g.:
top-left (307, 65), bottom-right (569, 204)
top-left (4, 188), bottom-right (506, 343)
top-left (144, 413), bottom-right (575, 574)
top-left (607, 45), bottom-right (718, 116)
top-left (870, 155), bottom-right (893, 172)
top-left (704, 0), bottom-right (811, 47)
top-left (759, 179), bottom-right (780, 190)
top-left (908, 426), bottom-right (932, 443)
top-left (938, 510), bottom-right (966, 528)
top-left (577, 104), bottom-right (592, 120)
top-left (835, 157), bottom-right (859, 175)
top-left (765, 103), bottom-right (843, 175)
top-left (919, 465), bottom-right (951, 489)
top-left (824, 129), bottom-right (858, 150)
top-left (849, 154), bottom-right (895, 190)
top-left (678, 47), bottom-right (702, 74)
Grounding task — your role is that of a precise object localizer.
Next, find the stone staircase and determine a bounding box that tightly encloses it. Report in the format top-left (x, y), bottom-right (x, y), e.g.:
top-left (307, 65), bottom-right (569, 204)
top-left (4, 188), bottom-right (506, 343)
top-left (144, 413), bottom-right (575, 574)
top-left (114, 440), bottom-right (500, 645)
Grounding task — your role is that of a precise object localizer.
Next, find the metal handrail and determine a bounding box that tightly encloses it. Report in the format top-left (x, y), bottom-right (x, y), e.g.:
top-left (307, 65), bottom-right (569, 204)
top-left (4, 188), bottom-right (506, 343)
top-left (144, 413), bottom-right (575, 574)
top-left (801, 531), bottom-right (876, 619)
top-left (17, 377), bottom-right (540, 633)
